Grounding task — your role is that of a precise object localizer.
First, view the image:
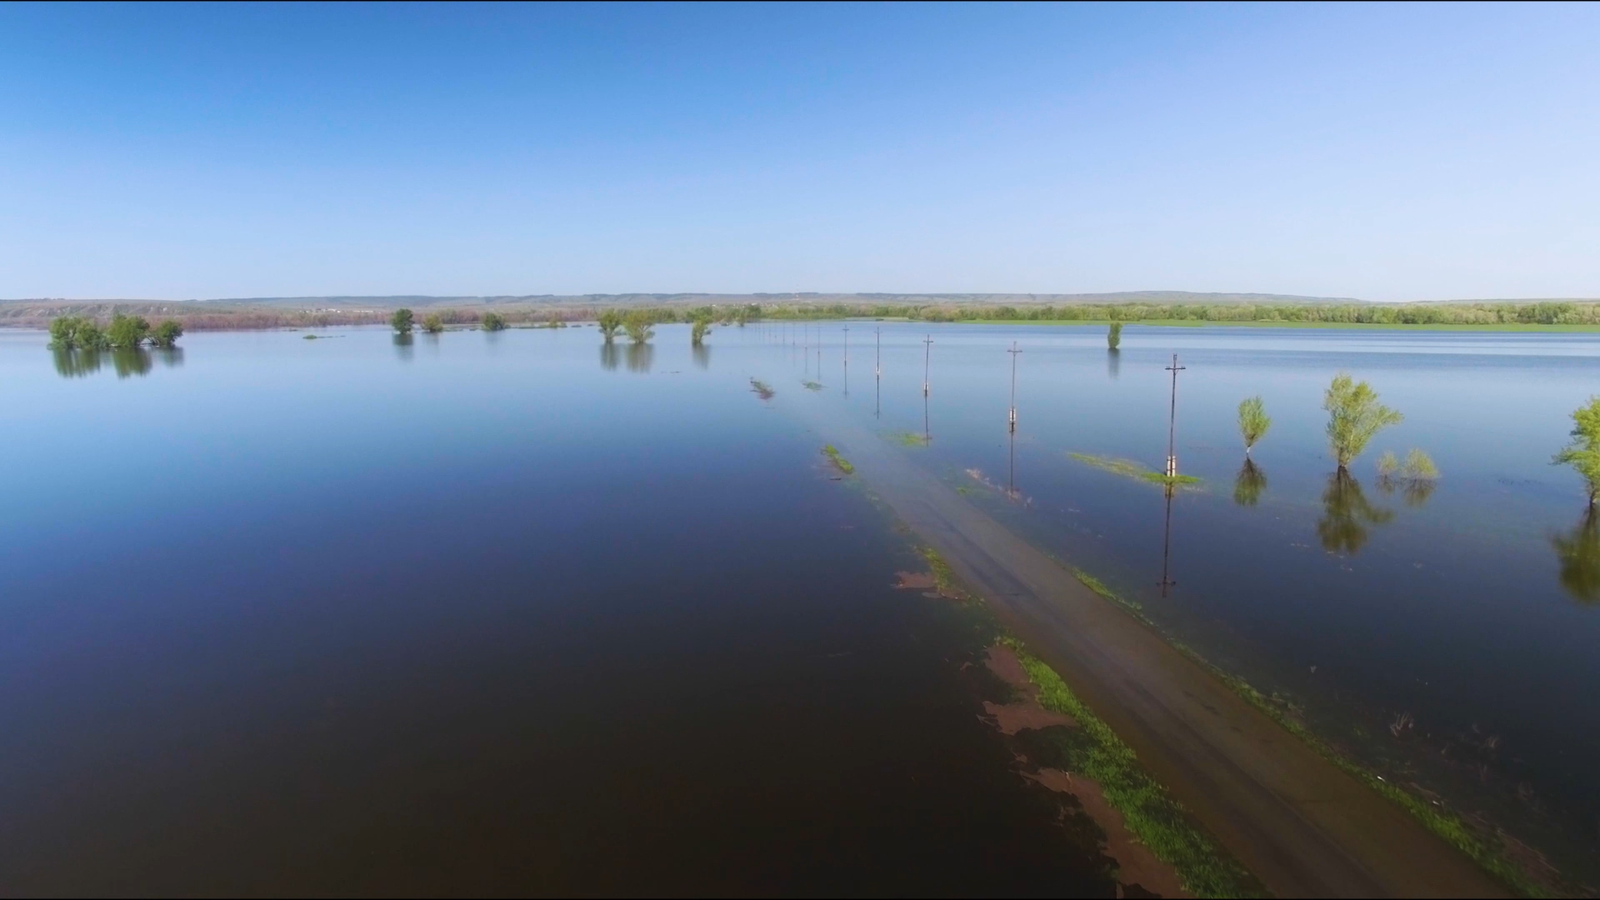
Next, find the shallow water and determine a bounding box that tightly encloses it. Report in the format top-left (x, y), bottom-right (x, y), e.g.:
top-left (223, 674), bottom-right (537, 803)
top-left (0, 327), bottom-right (1113, 895)
top-left (759, 321), bottom-right (1600, 877)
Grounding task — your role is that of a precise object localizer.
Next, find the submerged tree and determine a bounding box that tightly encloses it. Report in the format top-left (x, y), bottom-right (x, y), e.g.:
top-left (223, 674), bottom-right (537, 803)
top-left (1237, 396), bottom-right (1271, 455)
top-left (1233, 458), bottom-right (1268, 507)
top-left (598, 309), bottom-right (623, 343)
top-left (1324, 373), bottom-right (1403, 471)
top-left (1107, 322), bottom-right (1122, 351)
top-left (691, 316), bottom-right (711, 346)
top-left (423, 314), bottom-right (445, 334)
top-left (1553, 397), bottom-right (1600, 507)
top-left (151, 320), bottom-right (184, 349)
top-left (391, 308), bottom-right (415, 335)
top-left (1316, 471), bottom-right (1395, 555)
top-left (624, 310), bottom-right (654, 344)
top-left (1377, 448), bottom-right (1440, 507)
top-left (1553, 509), bottom-right (1600, 604)
top-left (106, 313), bottom-right (151, 349)
top-left (481, 312), bottom-right (507, 332)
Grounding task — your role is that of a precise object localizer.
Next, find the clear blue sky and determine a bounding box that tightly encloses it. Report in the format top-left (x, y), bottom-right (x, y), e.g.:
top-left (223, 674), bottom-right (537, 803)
top-left (2, 1), bottom-right (1596, 301)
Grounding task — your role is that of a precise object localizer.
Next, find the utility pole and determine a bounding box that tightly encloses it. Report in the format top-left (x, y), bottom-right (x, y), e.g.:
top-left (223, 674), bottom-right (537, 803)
top-left (1007, 341), bottom-right (1021, 433)
top-left (922, 334), bottom-right (933, 396)
top-left (1165, 353), bottom-right (1186, 478)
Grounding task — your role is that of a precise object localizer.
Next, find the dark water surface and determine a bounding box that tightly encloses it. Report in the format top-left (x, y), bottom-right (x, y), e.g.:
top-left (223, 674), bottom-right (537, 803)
top-left (0, 327), bottom-right (1110, 896)
top-left (760, 321), bottom-right (1600, 879)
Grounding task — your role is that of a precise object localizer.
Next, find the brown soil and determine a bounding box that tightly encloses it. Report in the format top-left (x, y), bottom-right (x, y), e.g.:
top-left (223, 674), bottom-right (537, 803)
top-left (982, 644), bottom-right (1185, 897)
top-left (981, 644), bottom-right (1078, 734)
top-left (892, 571), bottom-right (937, 591)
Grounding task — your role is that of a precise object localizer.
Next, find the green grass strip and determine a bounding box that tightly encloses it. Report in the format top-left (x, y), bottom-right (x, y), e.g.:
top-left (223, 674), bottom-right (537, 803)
top-left (1069, 452), bottom-right (1201, 488)
top-left (998, 635), bottom-right (1265, 898)
top-left (821, 444), bottom-right (855, 475)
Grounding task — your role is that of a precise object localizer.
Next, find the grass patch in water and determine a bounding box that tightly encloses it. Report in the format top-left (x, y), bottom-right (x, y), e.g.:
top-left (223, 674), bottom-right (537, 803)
top-left (918, 546), bottom-right (962, 598)
top-left (749, 378), bottom-right (774, 400)
top-left (802, 380), bottom-right (823, 391)
top-left (891, 431), bottom-right (929, 447)
top-left (1069, 453), bottom-right (1201, 488)
top-left (822, 444), bottom-right (855, 475)
top-left (998, 635), bottom-right (1265, 898)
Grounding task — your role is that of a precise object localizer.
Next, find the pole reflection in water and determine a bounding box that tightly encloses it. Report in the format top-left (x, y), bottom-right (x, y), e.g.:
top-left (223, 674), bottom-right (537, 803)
top-left (1158, 484), bottom-right (1177, 597)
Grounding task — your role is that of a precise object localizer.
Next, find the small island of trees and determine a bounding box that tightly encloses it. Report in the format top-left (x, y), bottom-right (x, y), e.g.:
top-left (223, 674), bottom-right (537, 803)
top-left (50, 313), bottom-right (183, 351)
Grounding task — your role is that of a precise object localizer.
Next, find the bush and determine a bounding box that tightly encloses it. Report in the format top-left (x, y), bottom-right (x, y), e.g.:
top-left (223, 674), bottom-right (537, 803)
top-left (1554, 397), bottom-right (1600, 505)
top-left (423, 314), bottom-right (444, 334)
top-left (1107, 322), bottom-right (1122, 350)
top-left (1324, 374), bottom-right (1402, 470)
top-left (151, 320), bottom-right (184, 348)
top-left (1237, 396), bottom-right (1271, 453)
top-left (481, 312), bottom-right (507, 332)
top-left (106, 313), bottom-right (151, 349)
top-left (624, 310), bottom-right (654, 344)
top-left (391, 308), bottom-right (415, 335)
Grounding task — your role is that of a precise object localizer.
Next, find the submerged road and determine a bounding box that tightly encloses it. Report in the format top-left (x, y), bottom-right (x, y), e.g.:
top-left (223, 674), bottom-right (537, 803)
top-left (799, 406), bottom-right (1505, 899)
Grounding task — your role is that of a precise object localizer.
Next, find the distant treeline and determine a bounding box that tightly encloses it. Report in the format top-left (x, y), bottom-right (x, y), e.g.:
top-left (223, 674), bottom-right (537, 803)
top-left (12, 299), bottom-right (1600, 331)
top-left (752, 300), bottom-right (1600, 326)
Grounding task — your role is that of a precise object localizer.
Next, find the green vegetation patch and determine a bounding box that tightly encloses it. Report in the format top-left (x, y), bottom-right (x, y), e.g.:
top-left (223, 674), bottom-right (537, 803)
top-left (821, 444), bottom-right (855, 475)
top-left (1069, 453), bottom-right (1201, 488)
top-left (749, 378), bottom-right (774, 400)
top-left (999, 636), bottom-right (1265, 898)
top-left (802, 380), bottom-right (823, 391)
top-left (891, 431), bottom-right (929, 447)
top-left (918, 546), bottom-right (962, 598)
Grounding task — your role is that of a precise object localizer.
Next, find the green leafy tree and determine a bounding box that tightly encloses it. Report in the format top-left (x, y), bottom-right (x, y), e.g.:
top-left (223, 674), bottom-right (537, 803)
top-left (1323, 373), bottom-right (1403, 470)
top-left (151, 320), bottom-right (184, 348)
top-left (1107, 322), bottom-right (1122, 350)
top-left (1237, 396), bottom-right (1271, 454)
top-left (106, 313), bottom-right (151, 349)
top-left (481, 312), bottom-right (507, 332)
top-left (691, 316), bottom-right (711, 346)
top-left (391, 308), bottom-right (415, 335)
top-left (423, 314), bottom-right (445, 334)
top-left (598, 309), bottom-right (623, 343)
top-left (1554, 396), bottom-right (1600, 506)
top-left (624, 310), bottom-right (654, 344)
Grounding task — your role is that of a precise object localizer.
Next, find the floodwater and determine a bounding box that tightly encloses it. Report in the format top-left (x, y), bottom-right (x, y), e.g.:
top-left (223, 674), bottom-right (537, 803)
top-left (0, 327), bottom-right (1114, 896)
top-left (763, 321), bottom-right (1600, 882)
top-left (9, 320), bottom-right (1600, 890)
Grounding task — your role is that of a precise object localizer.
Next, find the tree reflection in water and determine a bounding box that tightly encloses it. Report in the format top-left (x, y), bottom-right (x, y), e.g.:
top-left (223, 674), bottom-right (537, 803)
top-left (599, 343), bottom-right (619, 371)
top-left (1316, 471), bottom-right (1394, 555)
top-left (52, 348), bottom-right (102, 378)
top-left (692, 344), bottom-right (710, 370)
top-left (1553, 510), bottom-right (1600, 604)
top-left (625, 342), bottom-right (654, 373)
top-left (1233, 458), bottom-right (1267, 507)
top-left (394, 333), bottom-right (414, 361)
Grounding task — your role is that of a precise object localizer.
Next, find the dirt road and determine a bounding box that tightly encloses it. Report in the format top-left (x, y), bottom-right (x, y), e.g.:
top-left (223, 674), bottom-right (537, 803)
top-left (812, 415), bottom-right (1506, 898)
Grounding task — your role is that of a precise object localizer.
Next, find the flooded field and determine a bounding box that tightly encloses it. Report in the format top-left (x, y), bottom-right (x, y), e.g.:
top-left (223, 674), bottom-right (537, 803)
top-left (6, 320), bottom-right (1599, 893)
